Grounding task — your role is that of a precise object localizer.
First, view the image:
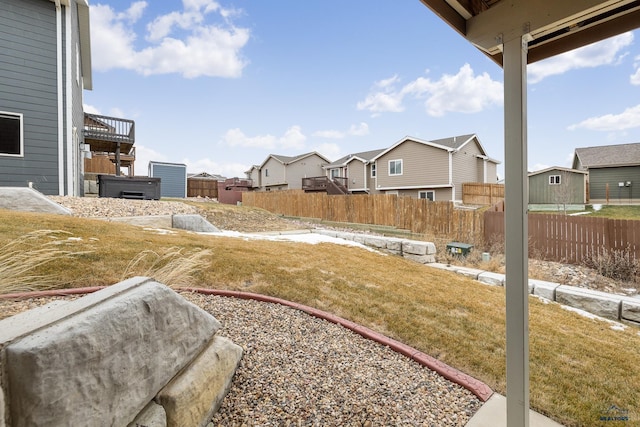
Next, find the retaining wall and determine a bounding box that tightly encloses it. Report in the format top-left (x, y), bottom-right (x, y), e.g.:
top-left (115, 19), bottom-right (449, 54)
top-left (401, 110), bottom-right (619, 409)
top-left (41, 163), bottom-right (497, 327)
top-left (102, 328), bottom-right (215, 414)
top-left (0, 277), bottom-right (242, 427)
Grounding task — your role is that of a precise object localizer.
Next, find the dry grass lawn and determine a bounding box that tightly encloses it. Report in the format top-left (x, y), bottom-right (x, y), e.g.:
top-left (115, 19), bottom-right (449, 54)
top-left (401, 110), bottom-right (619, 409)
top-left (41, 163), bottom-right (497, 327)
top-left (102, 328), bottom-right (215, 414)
top-left (0, 207), bottom-right (638, 426)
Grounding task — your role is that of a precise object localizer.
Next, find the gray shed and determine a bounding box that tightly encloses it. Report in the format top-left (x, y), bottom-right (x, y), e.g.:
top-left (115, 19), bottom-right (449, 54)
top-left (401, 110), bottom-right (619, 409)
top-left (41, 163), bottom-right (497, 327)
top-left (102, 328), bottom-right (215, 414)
top-left (148, 161), bottom-right (187, 198)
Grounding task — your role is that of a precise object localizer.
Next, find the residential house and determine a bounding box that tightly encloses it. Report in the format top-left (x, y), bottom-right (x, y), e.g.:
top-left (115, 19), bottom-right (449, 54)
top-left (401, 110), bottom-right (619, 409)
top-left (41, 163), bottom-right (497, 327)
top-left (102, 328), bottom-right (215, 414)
top-left (257, 152), bottom-right (330, 191)
top-left (245, 165), bottom-right (261, 189)
top-left (370, 134), bottom-right (499, 201)
top-left (528, 167), bottom-right (587, 210)
top-left (573, 142), bottom-right (640, 204)
top-left (323, 149), bottom-right (385, 194)
top-left (0, 0), bottom-right (92, 196)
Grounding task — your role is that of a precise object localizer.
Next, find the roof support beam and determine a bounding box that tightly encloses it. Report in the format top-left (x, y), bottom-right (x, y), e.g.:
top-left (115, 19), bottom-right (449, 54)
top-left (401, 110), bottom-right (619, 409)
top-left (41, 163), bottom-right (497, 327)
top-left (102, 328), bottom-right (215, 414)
top-left (467, 0), bottom-right (630, 50)
top-left (503, 35), bottom-right (530, 427)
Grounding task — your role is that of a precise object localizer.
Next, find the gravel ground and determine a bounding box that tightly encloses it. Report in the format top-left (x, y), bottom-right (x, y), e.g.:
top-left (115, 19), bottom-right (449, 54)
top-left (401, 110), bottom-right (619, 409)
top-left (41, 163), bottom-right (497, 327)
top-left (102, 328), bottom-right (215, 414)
top-left (184, 292), bottom-right (481, 426)
top-left (0, 293), bottom-right (482, 426)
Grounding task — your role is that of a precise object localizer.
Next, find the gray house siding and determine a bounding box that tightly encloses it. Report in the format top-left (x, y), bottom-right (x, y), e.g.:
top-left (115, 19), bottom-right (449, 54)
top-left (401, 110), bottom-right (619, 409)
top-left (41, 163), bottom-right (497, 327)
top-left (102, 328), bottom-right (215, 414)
top-left (589, 166), bottom-right (640, 202)
top-left (528, 170), bottom-right (586, 205)
top-left (0, 0), bottom-right (59, 194)
top-left (149, 162), bottom-right (187, 198)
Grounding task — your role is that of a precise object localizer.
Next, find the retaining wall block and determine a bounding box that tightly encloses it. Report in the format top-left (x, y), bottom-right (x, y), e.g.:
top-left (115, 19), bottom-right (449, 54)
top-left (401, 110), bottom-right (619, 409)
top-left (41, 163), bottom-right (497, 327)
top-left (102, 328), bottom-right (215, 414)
top-left (363, 236), bottom-right (388, 248)
top-left (4, 279), bottom-right (221, 427)
top-left (530, 280), bottom-right (560, 300)
top-left (401, 241), bottom-right (428, 256)
top-left (453, 267), bottom-right (484, 280)
top-left (384, 238), bottom-right (403, 252)
top-left (312, 230), bottom-right (338, 238)
top-left (157, 336), bottom-right (243, 427)
top-left (403, 254), bottom-right (436, 264)
top-left (127, 402), bottom-right (166, 427)
top-left (477, 272), bottom-right (505, 286)
top-left (621, 298), bottom-right (640, 323)
top-left (555, 286), bottom-right (622, 320)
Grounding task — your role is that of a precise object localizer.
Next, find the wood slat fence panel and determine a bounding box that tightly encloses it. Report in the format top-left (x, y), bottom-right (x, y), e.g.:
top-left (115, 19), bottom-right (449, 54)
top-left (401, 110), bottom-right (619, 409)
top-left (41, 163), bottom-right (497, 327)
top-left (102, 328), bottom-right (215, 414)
top-left (243, 191), bottom-right (483, 242)
top-left (484, 211), bottom-right (639, 263)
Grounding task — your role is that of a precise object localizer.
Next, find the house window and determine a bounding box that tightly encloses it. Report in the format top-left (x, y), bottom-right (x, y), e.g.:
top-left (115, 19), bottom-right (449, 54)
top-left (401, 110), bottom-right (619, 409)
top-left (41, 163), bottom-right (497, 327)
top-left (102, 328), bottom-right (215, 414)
top-left (330, 168), bottom-right (340, 179)
top-left (371, 163), bottom-right (376, 178)
top-left (389, 159), bottom-right (402, 176)
top-left (0, 112), bottom-right (23, 156)
top-left (418, 191), bottom-right (435, 201)
top-left (549, 175), bottom-right (561, 185)
top-left (265, 169), bottom-right (269, 177)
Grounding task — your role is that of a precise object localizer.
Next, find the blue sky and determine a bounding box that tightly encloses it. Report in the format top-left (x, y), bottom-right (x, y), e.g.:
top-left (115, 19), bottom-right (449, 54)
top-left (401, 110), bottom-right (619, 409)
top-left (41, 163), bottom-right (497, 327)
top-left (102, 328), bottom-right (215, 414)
top-left (84, 0), bottom-right (640, 179)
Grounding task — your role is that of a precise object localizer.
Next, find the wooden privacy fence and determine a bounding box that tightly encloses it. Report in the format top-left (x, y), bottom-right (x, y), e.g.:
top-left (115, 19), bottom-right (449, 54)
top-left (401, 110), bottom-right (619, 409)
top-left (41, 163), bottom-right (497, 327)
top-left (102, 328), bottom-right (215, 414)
top-left (484, 211), bottom-right (640, 263)
top-left (187, 178), bottom-right (219, 198)
top-left (462, 182), bottom-right (504, 205)
top-left (242, 191), bottom-right (484, 242)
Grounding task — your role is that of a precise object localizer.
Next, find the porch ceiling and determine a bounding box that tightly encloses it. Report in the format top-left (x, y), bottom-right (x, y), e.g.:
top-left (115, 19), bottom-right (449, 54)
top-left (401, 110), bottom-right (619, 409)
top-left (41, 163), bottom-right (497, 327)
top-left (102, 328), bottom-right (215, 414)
top-left (419, 0), bottom-right (640, 66)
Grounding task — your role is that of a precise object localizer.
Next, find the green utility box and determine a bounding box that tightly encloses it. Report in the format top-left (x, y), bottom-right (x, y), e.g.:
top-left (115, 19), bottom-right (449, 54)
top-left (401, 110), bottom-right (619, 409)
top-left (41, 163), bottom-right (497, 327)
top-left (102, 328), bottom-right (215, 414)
top-left (446, 242), bottom-right (474, 256)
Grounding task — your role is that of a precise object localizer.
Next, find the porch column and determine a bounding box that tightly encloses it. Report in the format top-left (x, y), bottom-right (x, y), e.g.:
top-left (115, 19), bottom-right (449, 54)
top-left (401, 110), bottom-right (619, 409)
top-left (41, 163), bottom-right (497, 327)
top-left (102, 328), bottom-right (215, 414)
top-left (115, 141), bottom-right (121, 176)
top-left (503, 35), bottom-right (529, 427)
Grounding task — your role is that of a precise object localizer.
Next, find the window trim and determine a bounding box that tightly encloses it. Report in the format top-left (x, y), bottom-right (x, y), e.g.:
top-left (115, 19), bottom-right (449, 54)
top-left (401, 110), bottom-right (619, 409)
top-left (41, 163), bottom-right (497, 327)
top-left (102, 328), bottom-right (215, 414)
top-left (0, 111), bottom-right (24, 157)
top-left (371, 163), bottom-right (376, 178)
top-left (389, 159), bottom-right (403, 176)
top-left (549, 175), bottom-right (561, 185)
top-left (418, 190), bottom-right (435, 201)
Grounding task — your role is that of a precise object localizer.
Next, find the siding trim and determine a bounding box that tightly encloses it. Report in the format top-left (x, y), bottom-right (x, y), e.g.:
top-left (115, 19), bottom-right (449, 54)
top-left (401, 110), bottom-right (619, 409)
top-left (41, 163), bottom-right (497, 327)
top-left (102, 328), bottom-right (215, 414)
top-left (377, 184), bottom-right (453, 190)
top-left (65, 4), bottom-right (73, 195)
top-left (56, 1), bottom-right (64, 195)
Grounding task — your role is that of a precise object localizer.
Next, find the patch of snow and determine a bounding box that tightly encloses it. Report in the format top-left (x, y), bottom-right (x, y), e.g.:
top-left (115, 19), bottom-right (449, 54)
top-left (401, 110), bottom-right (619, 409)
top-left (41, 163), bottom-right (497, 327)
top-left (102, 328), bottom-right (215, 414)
top-left (143, 228), bottom-right (177, 235)
top-left (202, 230), bottom-right (379, 252)
top-left (569, 211), bottom-right (591, 216)
top-left (561, 305), bottom-right (627, 331)
top-left (532, 295), bottom-right (551, 304)
top-left (592, 204), bottom-right (602, 211)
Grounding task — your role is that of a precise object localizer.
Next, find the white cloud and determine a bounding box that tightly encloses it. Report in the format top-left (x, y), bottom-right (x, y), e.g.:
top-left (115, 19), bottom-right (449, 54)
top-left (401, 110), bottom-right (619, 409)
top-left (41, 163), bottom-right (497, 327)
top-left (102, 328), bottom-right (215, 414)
top-left (220, 126), bottom-right (306, 150)
top-left (83, 104), bottom-right (101, 114)
top-left (357, 64), bottom-right (502, 117)
top-left (312, 122), bottom-right (369, 139)
top-left (133, 144), bottom-right (168, 174)
top-left (91, 1), bottom-right (249, 78)
top-left (313, 143), bottom-right (342, 161)
top-left (183, 157), bottom-right (248, 178)
top-left (632, 55), bottom-right (640, 85)
top-left (348, 122), bottom-right (369, 136)
top-left (528, 32), bottom-right (634, 84)
top-left (568, 104), bottom-right (640, 131)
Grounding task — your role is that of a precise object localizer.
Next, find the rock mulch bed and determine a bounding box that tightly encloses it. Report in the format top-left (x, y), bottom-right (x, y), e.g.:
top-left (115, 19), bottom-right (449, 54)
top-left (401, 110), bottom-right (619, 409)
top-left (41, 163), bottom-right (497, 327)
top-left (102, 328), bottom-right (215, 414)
top-left (0, 292), bottom-right (482, 426)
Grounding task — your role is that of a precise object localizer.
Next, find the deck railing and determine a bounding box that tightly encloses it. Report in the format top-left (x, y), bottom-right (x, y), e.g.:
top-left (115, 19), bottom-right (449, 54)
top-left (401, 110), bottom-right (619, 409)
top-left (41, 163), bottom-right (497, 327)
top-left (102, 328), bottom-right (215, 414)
top-left (302, 176), bottom-right (348, 194)
top-left (84, 113), bottom-right (135, 144)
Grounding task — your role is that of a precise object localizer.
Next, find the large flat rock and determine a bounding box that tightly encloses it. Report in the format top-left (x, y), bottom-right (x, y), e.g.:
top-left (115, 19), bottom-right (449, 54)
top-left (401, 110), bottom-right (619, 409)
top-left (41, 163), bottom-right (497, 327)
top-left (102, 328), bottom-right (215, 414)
top-left (4, 279), bottom-right (221, 427)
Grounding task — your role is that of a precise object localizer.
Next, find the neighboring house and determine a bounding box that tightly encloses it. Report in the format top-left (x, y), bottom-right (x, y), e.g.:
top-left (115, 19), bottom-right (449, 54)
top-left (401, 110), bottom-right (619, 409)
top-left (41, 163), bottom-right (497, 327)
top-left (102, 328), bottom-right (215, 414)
top-left (323, 149), bottom-right (385, 194)
top-left (528, 167), bottom-right (587, 210)
top-left (245, 165), bottom-right (261, 189)
top-left (257, 152), bottom-right (330, 191)
top-left (370, 134), bottom-right (500, 201)
top-left (0, 0), bottom-right (92, 196)
top-left (83, 113), bottom-right (136, 178)
top-left (573, 142), bottom-right (640, 204)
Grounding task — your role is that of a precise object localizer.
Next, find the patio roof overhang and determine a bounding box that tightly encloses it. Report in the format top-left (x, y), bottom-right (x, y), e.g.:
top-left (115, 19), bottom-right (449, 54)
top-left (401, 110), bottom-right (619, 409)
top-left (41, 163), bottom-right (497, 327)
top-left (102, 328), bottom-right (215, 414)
top-left (419, 0), bottom-right (640, 66)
